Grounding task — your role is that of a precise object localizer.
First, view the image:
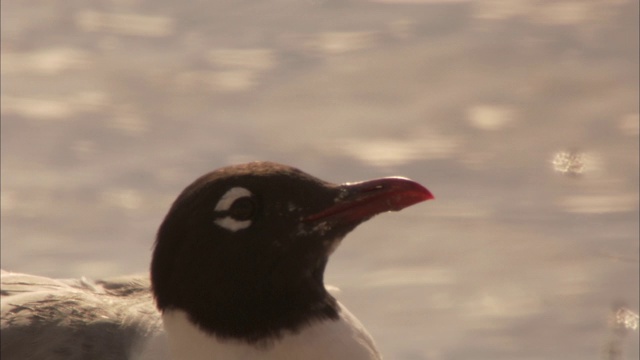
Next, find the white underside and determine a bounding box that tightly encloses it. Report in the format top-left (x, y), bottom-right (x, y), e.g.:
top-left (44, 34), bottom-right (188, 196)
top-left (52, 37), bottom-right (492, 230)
top-left (162, 303), bottom-right (382, 360)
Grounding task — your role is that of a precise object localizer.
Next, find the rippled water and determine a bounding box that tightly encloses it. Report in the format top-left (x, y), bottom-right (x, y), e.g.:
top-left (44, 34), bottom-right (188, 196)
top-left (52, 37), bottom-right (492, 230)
top-left (2, 1), bottom-right (638, 359)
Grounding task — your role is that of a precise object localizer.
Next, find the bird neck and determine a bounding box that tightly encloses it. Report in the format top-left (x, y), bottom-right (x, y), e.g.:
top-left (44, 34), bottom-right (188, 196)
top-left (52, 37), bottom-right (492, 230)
top-left (155, 255), bottom-right (339, 345)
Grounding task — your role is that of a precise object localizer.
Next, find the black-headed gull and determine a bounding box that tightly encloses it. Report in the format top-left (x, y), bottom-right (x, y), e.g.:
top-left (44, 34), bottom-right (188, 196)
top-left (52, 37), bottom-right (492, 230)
top-left (1, 162), bottom-right (433, 360)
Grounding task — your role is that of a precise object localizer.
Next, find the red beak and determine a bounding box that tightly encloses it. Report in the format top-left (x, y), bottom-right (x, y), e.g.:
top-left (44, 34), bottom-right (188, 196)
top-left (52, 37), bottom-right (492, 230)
top-left (304, 177), bottom-right (433, 223)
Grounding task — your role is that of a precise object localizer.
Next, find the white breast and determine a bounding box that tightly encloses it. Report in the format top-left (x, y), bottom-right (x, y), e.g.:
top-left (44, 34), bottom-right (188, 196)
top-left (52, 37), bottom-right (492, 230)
top-left (162, 304), bottom-right (382, 360)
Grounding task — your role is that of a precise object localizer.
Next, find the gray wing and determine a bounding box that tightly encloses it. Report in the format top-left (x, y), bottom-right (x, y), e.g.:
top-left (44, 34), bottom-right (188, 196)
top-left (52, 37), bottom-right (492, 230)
top-left (1, 270), bottom-right (168, 360)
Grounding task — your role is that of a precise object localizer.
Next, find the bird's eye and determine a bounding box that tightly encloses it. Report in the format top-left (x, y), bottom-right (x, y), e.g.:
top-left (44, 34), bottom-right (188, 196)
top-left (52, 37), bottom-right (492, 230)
top-left (213, 187), bottom-right (255, 232)
top-left (229, 197), bottom-right (255, 221)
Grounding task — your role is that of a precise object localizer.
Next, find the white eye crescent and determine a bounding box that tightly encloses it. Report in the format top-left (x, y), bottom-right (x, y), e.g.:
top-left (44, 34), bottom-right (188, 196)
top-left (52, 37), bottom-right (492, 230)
top-left (215, 187), bottom-right (252, 211)
top-left (214, 187), bottom-right (253, 232)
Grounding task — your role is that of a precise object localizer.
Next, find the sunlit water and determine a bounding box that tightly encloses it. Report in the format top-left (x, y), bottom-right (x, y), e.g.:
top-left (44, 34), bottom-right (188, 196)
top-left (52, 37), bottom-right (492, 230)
top-left (2, 1), bottom-right (638, 359)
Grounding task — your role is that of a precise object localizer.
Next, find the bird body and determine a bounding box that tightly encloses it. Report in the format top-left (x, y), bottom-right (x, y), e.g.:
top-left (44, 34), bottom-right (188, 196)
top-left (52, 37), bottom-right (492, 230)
top-left (1, 270), bottom-right (167, 360)
top-left (1, 162), bottom-right (433, 359)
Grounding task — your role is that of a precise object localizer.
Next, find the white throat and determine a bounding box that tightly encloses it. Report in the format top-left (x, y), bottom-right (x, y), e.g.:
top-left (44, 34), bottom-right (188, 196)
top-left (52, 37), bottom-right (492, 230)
top-left (162, 306), bottom-right (381, 360)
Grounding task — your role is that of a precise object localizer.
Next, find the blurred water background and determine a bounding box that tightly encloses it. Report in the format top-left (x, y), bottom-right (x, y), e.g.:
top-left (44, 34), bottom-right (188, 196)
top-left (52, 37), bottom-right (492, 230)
top-left (1, 0), bottom-right (639, 359)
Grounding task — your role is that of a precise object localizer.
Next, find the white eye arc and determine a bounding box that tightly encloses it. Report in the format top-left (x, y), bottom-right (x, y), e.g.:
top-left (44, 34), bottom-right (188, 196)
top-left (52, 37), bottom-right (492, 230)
top-left (215, 187), bottom-right (253, 211)
top-left (215, 216), bottom-right (251, 232)
top-left (214, 187), bottom-right (253, 232)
